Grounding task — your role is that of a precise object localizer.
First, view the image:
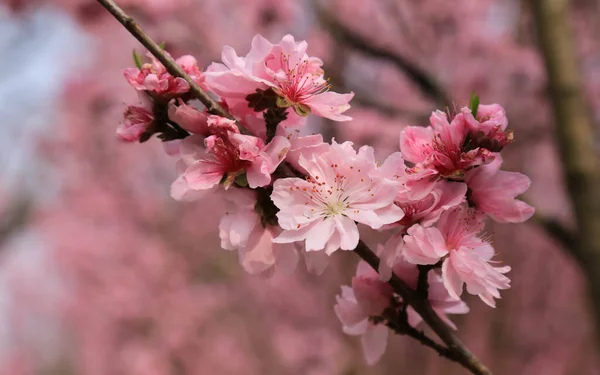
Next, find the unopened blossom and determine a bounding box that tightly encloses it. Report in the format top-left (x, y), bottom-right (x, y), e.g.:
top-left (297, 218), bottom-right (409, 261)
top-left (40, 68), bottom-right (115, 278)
top-left (466, 104), bottom-right (513, 152)
top-left (116, 94), bottom-right (154, 142)
top-left (402, 205), bottom-right (511, 307)
top-left (124, 54), bottom-right (204, 96)
top-left (168, 100), bottom-right (208, 135)
top-left (171, 116), bottom-right (290, 198)
top-left (400, 109), bottom-right (494, 181)
top-left (205, 34), bottom-right (354, 121)
top-left (466, 155), bottom-right (534, 223)
top-left (272, 142), bottom-right (404, 254)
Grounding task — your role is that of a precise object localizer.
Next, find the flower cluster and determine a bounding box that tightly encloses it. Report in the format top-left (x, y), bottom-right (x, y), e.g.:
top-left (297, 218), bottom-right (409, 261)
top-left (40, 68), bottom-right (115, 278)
top-left (117, 34), bottom-right (533, 365)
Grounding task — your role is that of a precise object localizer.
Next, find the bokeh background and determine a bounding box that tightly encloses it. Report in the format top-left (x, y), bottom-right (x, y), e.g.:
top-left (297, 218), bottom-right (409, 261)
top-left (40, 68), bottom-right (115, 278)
top-left (0, 0), bottom-right (599, 374)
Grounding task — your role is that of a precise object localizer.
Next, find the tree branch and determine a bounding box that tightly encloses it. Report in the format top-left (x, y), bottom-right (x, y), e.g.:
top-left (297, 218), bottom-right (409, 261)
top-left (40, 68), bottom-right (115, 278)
top-left (531, 0), bottom-right (600, 345)
top-left (96, 1), bottom-right (492, 373)
top-left (380, 305), bottom-right (475, 365)
top-left (96, 0), bottom-right (250, 132)
top-left (531, 213), bottom-right (576, 253)
top-left (315, 4), bottom-right (451, 107)
top-left (354, 242), bottom-right (492, 375)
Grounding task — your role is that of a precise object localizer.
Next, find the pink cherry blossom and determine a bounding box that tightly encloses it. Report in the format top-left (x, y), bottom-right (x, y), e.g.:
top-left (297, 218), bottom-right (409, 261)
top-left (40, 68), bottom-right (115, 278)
top-left (205, 34), bottom-right (354, 121)
top-left (116, 94), bottom-right (154, 142)
top-left (171, 115), bottom-right (290, 196)
top-left (466, 155), bottom-right (535, 223)
top-left (400, 109), bottom-right (494, 180)
top-left (402, 205), bottom-right (511, 307)
top-left (124, 54), bottom-right (203, 96)
top-left (272, 142), bottom-right (404, 254)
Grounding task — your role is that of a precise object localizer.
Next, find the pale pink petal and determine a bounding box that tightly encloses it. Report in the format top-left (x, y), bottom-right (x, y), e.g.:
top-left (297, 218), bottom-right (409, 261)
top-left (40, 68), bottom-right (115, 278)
top-left (361, 324), bottom-right (388, 366)
top-left (303, 249), bottom-right (329, 275)
top-left (182, 160), bottom-right (224, 190)
top-left (304, 91), bottom-right (355, 121)
top-left (400, 126), bottom-right (434, 164)
top-left (219, 210), bottom-right (258, 250)
top-left (442, 258), bottom-right (464, 300)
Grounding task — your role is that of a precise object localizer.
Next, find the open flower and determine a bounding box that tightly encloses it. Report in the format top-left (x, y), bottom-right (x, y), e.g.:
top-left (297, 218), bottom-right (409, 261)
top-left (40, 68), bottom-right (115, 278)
top-left (272, 142), bottom-right (404, 254)
top-left (205, 34), bottom-right (354, 121)
top-left (400, 109), bottom-right (495, 181)
top-left (171, 115), bottom-right (290, 198)
top-left (402, 205), bottom-right (510, 307)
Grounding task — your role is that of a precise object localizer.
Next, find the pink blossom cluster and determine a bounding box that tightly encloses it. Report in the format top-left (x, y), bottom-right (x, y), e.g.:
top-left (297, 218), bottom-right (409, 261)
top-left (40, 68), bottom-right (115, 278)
top-left (117, 34), bottom-right (533, 365)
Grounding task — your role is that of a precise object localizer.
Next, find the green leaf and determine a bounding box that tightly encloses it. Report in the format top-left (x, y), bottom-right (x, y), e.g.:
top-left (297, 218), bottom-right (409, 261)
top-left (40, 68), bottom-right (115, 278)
top-left (293, 103), bottom-right (311, 117)
top-left (132, 49), bottom-right (143, 69)
top-left (469, 92), bottom-right (480, 118)
top-left (159, 41), bottom-right (167, 50)
top-left (234, 173), bottom-right (248, 187)
top-left (276, 96), bottom-right (292, 108)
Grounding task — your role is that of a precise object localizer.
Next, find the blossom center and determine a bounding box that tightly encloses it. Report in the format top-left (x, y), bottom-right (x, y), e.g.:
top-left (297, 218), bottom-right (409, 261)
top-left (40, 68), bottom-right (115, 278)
top-left (325, 200), bottom-right (347, 216)
top-left (274, 53), bottom-right (330, 104)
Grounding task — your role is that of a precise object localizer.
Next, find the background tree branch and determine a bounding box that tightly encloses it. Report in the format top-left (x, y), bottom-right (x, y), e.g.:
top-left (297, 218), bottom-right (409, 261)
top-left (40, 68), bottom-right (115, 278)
top-left (0, 197), bottom-right (31, 250)
top-left (315, 3), bottom-right (451, 108)
top-left (531, 0), bottom-right (600, 344)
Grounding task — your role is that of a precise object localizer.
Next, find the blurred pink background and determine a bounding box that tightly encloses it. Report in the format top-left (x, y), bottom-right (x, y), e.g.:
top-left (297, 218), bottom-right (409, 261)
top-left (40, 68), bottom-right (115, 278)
top-left (0, 0), bottom-right (599, 374)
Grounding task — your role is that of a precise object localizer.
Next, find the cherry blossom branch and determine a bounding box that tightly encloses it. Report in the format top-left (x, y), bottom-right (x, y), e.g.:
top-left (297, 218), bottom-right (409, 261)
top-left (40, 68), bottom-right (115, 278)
top-left (315, 3), bottom-right (451, 107)
top-left (531, 0), bottom-right (600, 345)
top-left (354, 241), bottom-right (493, 375)
top-left (96, 1), bottom-right (492, 373)
top-left (381, 308), bottom-right (457, 362)
top-left (95, 0), bottom-right (249, 132)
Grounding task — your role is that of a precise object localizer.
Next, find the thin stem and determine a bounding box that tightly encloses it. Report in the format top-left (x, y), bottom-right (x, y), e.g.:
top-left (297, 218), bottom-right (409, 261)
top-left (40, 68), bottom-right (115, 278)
top-left (96, 0), bottom-right (251, 135)
top-left (382, 309), bottom-right (457, 361)
top-left (95, 2), bottom-right (493, 374)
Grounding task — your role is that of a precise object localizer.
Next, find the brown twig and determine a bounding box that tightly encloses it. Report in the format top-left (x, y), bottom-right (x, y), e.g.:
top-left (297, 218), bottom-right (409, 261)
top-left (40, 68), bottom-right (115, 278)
top-left (96, 1), bottom-right (492, 373)
top-left (531, 0), bottom-right (600, 346)
top-left (96, 0), bottom-right (251, 133)
top-left (381, 308), bottom-right (458, 362)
